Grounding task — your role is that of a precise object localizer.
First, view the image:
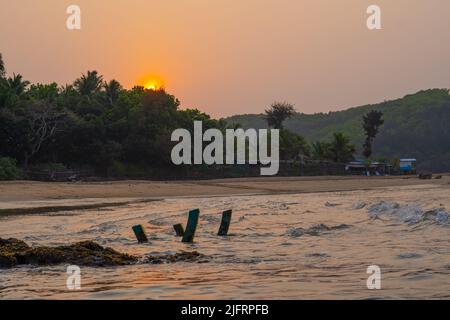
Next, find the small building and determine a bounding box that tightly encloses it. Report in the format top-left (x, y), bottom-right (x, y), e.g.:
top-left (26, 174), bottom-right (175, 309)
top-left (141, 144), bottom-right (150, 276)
top-left (345, 160), bottom-right (391, 176)
top-left (399, 158), bottom-right (417, 174)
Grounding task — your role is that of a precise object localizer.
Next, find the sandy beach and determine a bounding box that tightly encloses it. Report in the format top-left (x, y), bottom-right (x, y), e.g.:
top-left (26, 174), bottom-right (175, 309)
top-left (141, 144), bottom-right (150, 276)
top-left (1, 175), bottom-right (449, 215)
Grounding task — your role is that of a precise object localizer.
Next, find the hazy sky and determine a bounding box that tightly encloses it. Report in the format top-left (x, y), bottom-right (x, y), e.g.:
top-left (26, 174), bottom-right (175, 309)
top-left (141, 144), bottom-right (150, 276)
top-left (1, 0), bottom-right (450, 117)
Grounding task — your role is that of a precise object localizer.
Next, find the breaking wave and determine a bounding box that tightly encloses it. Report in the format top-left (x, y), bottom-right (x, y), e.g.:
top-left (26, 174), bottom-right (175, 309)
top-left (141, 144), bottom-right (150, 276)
top-left (365, 201), bottom-right (449, 225)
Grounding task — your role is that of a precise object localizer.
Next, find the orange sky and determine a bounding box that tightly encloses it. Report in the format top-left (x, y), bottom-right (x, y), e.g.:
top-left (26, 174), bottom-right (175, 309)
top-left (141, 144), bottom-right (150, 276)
top-left (1, 0), bottom-right (450, 117)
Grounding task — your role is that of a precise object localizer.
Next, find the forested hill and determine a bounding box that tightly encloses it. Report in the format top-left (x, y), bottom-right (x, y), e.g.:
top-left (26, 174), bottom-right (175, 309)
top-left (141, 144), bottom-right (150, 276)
top-left (224, 89), bottom-right (450, 172)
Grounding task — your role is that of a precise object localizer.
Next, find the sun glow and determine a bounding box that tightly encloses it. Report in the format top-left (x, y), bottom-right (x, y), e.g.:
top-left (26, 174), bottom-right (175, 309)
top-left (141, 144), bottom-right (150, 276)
top-left (144, 78), bottom-right (164, 91)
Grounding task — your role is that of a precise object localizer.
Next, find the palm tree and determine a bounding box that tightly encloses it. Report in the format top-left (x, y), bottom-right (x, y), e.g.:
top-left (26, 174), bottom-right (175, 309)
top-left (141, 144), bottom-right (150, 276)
top-left (265, 102), bottom-right (295, 129)
top-left (329, 132), bottom-right (356, 163)
top-left (7, 74), bottom-right (30, 96)
top-left (60, 84), bottom-right (77, 96)
top-left (73, 71), bottom-right (103, 96)
top-left (0, 71), bottom-right (29, 108)
top-left (104, 79), bottom-right (123, 104)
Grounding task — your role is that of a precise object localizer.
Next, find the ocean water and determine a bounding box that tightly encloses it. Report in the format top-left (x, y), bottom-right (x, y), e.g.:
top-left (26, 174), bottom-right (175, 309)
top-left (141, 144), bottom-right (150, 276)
top-left (0, 184), bottom-right (449, 299)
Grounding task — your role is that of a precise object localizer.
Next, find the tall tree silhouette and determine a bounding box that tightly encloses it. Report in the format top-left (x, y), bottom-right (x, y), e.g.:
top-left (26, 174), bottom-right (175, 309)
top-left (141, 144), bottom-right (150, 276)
top-left (0, 53), bottom-right (5, 78)
top-left (7, 74), bottom-right (30, 96)
top-left (0, 74), bottom-right (30, 107)
top-left (104, 79), bottom-right (123, 104)
top-left (362, 110), bottom-right (384, 158)
top-left (265, 102), bottom-right (295, 129)
top-left (74, 71), bottom-right (103, 96)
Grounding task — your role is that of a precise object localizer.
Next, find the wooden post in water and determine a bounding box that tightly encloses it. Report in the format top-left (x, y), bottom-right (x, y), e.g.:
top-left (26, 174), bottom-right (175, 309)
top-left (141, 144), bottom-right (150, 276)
top-left (173, 223), bottom-right (185, 237)
top-left (218, 210), bottom-right (233, 236)
top-left (182, 209), bottom-right (200, 243)
top-left (132, 224), bottom-right (148, 243)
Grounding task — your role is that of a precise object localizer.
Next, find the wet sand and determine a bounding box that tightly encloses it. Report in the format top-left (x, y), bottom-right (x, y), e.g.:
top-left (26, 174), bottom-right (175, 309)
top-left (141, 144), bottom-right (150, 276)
top-left (1, 175), bottom-right (449, 215)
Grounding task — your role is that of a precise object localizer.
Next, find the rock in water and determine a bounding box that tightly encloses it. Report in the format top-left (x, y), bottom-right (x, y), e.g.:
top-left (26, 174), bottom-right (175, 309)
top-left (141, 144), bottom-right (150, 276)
top-left (287, 224), bottom-right (351, 237)
top-left (0, 238), bottom-right (30, 268)
top-left (0, 238), bottom-right (137, 268)
top-left (142, 251), bottom-right (209, 264)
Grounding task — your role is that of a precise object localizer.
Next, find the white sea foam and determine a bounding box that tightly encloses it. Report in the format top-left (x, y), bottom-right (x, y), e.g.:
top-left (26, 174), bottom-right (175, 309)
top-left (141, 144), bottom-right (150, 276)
top-left (367, 201), bottom-right (449, 224)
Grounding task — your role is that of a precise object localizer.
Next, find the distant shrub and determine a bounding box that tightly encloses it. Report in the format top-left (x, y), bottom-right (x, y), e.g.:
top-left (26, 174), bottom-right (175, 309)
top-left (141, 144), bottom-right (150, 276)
top-left (0, 157), bottom-right (19, 180)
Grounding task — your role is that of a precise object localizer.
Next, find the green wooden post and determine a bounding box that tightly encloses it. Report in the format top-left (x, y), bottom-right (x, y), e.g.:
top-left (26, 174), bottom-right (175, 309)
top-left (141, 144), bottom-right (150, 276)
top-left (218, 210), bottom-right (233, 236)
top-left (173, 223), bottom-right (185, 237)
top-left (132, 224), bottom-right (148, 243)
top-left (182, 209), bottom-right (200, 243)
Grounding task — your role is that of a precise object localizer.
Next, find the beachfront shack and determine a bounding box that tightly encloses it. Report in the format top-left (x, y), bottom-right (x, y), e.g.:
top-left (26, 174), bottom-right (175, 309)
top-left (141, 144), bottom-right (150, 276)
top-left (345, 160), bottom-right (392, 176)
top-left (399, 158), bottom-right (417, 175)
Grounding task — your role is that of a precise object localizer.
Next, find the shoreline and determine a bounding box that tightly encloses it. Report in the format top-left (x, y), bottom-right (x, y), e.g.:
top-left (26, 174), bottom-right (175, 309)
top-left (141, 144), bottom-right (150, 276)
top-left (1, 175), bottom-right (449, 215)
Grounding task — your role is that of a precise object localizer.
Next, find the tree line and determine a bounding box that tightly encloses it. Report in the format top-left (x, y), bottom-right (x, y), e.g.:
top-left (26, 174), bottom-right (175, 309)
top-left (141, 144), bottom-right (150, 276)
top-left (0, 53), bottom-right (383, 180)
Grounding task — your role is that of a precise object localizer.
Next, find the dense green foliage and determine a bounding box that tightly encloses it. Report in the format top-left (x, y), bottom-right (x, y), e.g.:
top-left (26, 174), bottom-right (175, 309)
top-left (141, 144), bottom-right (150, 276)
top-left (279, 129), bottom-right (311, 160)
top-left (226, 89), bottom-right (450, 171)
top-left (0, 157), bottom-right (18, 180)
top-left (0, 54), bottom-right (231, 177)
top-left (328, 133), bottom-right (356, 163)
top-left (2, 53), bottom-right (340, 178)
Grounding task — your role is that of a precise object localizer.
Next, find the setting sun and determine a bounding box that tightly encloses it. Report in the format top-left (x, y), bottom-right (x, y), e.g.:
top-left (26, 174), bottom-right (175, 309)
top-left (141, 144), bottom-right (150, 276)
top-left (144, 78), bottom-right (164, 91)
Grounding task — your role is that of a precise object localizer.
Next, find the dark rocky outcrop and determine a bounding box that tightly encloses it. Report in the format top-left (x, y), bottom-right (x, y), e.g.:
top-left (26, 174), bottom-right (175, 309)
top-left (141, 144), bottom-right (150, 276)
top-left (0, 238), bottom-right (210, 269)
top-left (0, 238), bottom-right (137, 268)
